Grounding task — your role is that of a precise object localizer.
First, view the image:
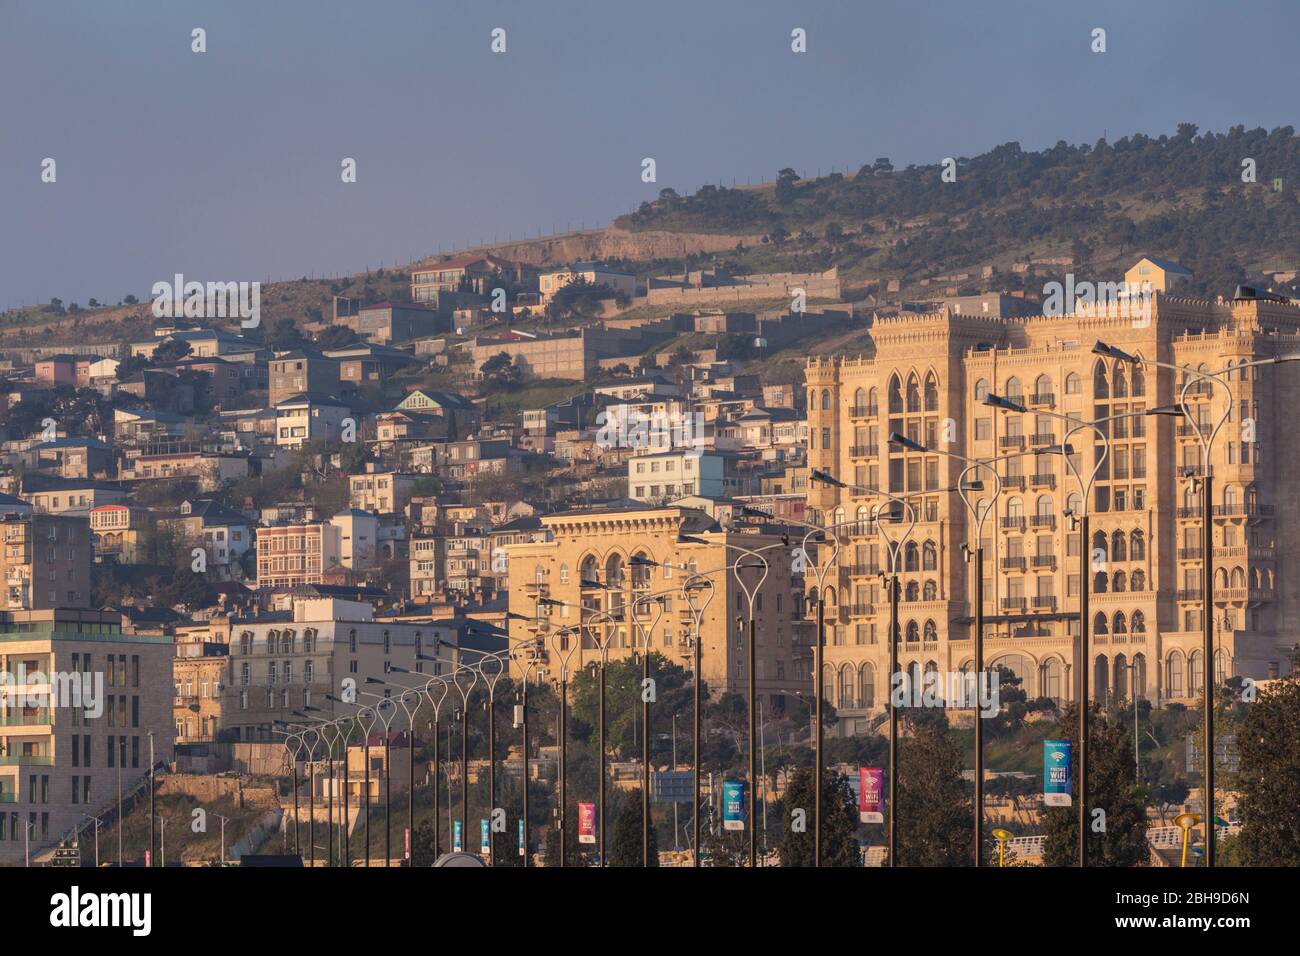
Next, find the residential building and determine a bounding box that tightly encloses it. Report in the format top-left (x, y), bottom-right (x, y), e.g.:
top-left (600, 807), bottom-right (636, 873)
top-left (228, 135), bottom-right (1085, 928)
top-left (0, 514), bottom-right (92, 611)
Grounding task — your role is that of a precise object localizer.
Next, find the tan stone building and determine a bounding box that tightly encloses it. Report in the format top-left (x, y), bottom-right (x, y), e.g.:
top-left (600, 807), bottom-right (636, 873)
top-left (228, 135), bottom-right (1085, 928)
top-left (805, 285), bottom-right (1300, 734)
top-left (504, 505), bottom-right (807, 708)
top-left (0, 608), bottom-right (175, 864)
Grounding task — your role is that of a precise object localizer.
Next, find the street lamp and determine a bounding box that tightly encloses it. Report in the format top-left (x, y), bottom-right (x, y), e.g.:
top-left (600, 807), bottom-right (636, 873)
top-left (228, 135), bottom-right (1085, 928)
top-left (681, 574), bottom-right (715, 867)
top-left (360, 685), bottom-right (400, 867)
top-left (271, 724), bottom-right (305, 858)
top-left (441, 642), bottom-right (509, 865)
top-left (1095, 341), bottom-right (1300, 866)
top-left (630, 591), bottom-right (667, 867)
top-left (508, 639), bottom-right (546, 866)
top-left (406, 664), bottom-right (455, 861)
top-left (547, 625), bottom-right (581, 866)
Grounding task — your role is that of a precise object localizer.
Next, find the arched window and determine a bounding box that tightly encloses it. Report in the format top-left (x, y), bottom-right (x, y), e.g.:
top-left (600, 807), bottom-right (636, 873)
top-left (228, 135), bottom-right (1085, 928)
top-left (1093, 360), bottom-right (1110, 399)
top-left (1132, 610), bottom-right (1146, 633)
top-left (906, 621), bottom-right (920, 643)
top-left (1189, 650), bottom-right (1204, 695)
top-left (1224, 485), bottom-right (1238, 509)
top-left (1230, 566), bottom-right (1246, 589)
top-left (906, 373), bottom-right (921, 412)
top-left (1131, 365), bottom-right (1145, 397)
top-left (821, 389), bottom-right (830, 410)
top-left (1131, 569), bottom-right (1146, 591)
top-left (1113, 611), bottom-right (1127, 634)
top-left (1066, 492), bottom-right (1082, 516)
top-left (1214, 649), bottom-right (1230, 684)
top-left (1132, 653), bottom-right (1147, 697)
top-left (924, 619), bottom-right (938, 642)
top-left (905, 581), bottom-right (919, 602)
top-left (1111, 530), bottom-right (1127, 561)
top-left (1005, 376), bottom-right (1023, 401)
top-left (1113, 653), bottom-right (1129, 699)
top-left (1130, 529), bottom-right (1145, 561)
top-left (1112, 570), bottom-right (1126, 592)
top-left (868, 387), bottom-right (879, 414)
top-left (922, 540), bottom-right (937, 571)
top-left (1034, 374), bottom-right (1052, 402)
top-left (1007, 497), bottom-right (1024, 518)
top-left (888, 375), bottom-right (903, 413)
top-left (559, 563), bottom-right (570, 584)
top-left (859, 663), bottom-right (876, 708)
top-left (1065, 371), bottom-right (1081, 395)
top-left (1093, 612), bottom-right (1108, 635)
top-left (1092, 530), bottom-right (1108, 560)
top-left (604, 552), bottom-right (625, 589)
top-left (1113, 363), bottom-right (1128, 397)
top-left (580, 555), bottom-right (599, 587)
top-left (1094, 571), bottom-right (1108, 593)
top-left (1036, 495), bottom-right (1053, 517)
top-left (1039, 658), bottom-right (1063, 703)
top-left (923, 580), bottom-right (937, 601)
top-left (1166, 651), bottom-right (1185, 697)
top-left (1215, 567), bottom-right (1229, 590)
top-left (839, 668), bottom-right (855, 709)
top-left (904, 541), bottom-right (919, 572)
top-left (924, 372), bottom-right (939, 411)
top-left (853, 387), bottom-right (866, 412)
top-left (974, 378), bottom-right (989, 402)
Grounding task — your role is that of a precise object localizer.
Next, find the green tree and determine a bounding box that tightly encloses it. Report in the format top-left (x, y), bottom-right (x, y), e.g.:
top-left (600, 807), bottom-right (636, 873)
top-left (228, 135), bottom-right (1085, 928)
top-left (779, 767), bottom-right (860, 867)
top-left (1042, 704), bottom-right (1150, 867)
top-left (895, 716), bottom-right (973, 866)
top-left (775, 167), bottom-right (800, 204)
top-left (608, 798), bottom-right (658, 867)
top-left (1231, 669), bottom-right (1300, 865)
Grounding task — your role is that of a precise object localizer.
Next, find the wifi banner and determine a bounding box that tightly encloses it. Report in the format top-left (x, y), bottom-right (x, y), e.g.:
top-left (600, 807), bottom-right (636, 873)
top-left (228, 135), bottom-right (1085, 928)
top-left (1043, 740), bottom-right (1073, 807)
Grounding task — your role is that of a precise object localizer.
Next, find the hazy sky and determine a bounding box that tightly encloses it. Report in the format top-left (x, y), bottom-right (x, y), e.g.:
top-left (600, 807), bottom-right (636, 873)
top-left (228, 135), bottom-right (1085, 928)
top-left (2, 0), bottom-right (1297, 308)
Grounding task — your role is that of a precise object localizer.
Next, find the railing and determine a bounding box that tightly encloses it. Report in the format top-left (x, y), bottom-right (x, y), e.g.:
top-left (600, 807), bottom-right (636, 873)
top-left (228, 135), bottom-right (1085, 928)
top-left (1030, 393), bottom-right (1055, 407)
top-left (999, 436), bottom-right (1026, 450)
top-left (1031, 555), bottom-right (1056, 570)
top-left (1029, 474), bottom-right (1056, 490)
top-left (1178, 548), bottom-right (1203, 560)
top-left (0, 709), bottom-right (52, 726)
top-left (850, 604), bottom-right (875, 617)
top-left (1029, 514), bottom-right (1055, 529)
top-left (1001, 475), bottom-right (1026, 490)
top-left (849, 445), bottom-right (879, 458)
top-left (1000, 556), bottom-right (1027, 571)
top-left (1029, 433), bottom-right (1055, 446)
top-left (1214, 503), bottom-right (1274, 518)
top-left (1032, 596), bottom-right (1057, 611)
top-left (1176, 589), bottom-right (1204, 601)
top-left (850, 404), bottom-right (879, 418)
top-left (1000, 597), bottom-right (1027, 611)
top-left (0, 755), bottom-right (55, 766)
top-left (1000, 516), bottom-right (1026, 531)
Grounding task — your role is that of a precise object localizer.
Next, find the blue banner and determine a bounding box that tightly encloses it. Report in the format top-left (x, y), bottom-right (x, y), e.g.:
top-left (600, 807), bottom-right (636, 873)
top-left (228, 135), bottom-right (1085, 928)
top-left (518, 819), bottom-right (525, 857)
top-left (453, 819), bottom-right (463, 852)
top-left (1043, 739), bottom-right (1073, 807)
top-left (481, 818), bottom-right (491, 855)
top-left (722, 779), bottom-right (746, 831)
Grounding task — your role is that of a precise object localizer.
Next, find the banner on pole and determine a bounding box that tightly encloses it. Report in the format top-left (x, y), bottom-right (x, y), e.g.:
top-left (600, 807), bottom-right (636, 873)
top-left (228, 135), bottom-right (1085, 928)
top-left (480, 818), bottom-right (490, 856)
top-left (722, 780), bottom-right (745, 831)
top-left (859, 767), bottom-right (884, 823)
top-left (578, 802), bottom-right (596, 844)
top-left (1043, 739), bottom-right (1073, 807)
top-left (453, 819), bottom-right (463, 853)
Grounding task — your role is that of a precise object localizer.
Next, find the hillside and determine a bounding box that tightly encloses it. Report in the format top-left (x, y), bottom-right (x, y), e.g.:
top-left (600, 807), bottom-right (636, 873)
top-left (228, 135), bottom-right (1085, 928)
top-left (5, 123), bottom-right (1296, 354)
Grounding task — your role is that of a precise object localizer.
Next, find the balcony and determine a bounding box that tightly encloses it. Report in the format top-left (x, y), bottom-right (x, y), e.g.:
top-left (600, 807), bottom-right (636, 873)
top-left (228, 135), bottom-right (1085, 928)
top-left (999, 435), bottom-right (1026, 451)
top-left (1032, 596), bottom-right (1057, 611)
top-left (844, 563), bottom-right (881, 576)
top-left (1000, 556), bottom-right (1027, 571)
top-left (1029, 433), bottom-right (1055, 447)
top-left (1214, 503), bottom-right (1274, 519)
top-left (1029, 514), bottom-right (1056, 530)
top-left (1029, 474), bottom-right (1056, 490)
top-left (1030, 393), bottom-right (1055, 407)
top-left (850, 404), bottom-right (879, 419)
top-left (1000, 516), bottom-right (1026, 531)
top-left (1176, 589), bottom-right (1204, 602)
top-left (1031, 555), bottom-right (1056, 570)
top-left (849, 603), bottom-right (876, 617)
top-left (1000, 475), bottom-right (1026, 491)
top-left (1177, 423), bottom-right (1211, 439)
top-left (1178, 547), bottom-right (1203, 561)
top-left (849, 444), bottom-right (879, 458)
top-left (1000, 597), bottom-right (1028, 611)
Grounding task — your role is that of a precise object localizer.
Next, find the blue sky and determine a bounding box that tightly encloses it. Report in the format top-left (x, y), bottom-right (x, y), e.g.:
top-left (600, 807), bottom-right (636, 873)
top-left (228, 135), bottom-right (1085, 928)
top-left (2, 0), bottom-right (1296, 308)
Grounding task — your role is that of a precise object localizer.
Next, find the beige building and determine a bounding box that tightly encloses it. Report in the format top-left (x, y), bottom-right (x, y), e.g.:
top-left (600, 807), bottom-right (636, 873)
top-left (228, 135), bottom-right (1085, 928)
top-left (804, 285), bottom-right (1300, 733)
top-left (220, 597), bottom-right (470, 742)
top-left (0, 514), bottom-right (92, 611)
top-left (0, 608), bottom-right (175, 864)
top-left (504, 505), bottom-right (806, 706)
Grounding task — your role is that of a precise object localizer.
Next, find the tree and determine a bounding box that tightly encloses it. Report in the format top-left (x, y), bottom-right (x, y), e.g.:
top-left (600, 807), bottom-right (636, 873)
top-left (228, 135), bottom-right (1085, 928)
top-left (608, 798), bottom-right (658, 867)
top-left (895, 715), bottom-right (973, 866)
top-left (1042, 703), bottom-right (1150, 867)
top-left (775, 167), bottom-right (800, 204)
top-left (315, 324), bottom-right (360, 350)
top-left (480, 352), bottom-right (524, 389)
top-left (1231, 670), bottom-right (1300, 865)
top-left (150, 338), bottom-right (192, 365)
top-left (779, 767), bottom-right (860, 867)
top-left (268, 317), bottom-right (307, 351)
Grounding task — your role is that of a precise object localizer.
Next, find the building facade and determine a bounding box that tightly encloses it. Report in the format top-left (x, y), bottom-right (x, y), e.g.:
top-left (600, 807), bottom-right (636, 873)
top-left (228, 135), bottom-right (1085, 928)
top-left (804, 289), bottom-right (1300, 733)
top-left (504, 505), bottom-right (805, 706)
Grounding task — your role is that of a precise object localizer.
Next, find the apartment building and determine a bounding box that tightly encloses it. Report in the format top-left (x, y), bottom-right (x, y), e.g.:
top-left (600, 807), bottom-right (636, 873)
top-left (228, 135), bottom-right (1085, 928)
top-left (255, 511), bottom-right (381, 589)
top-left (504, 504), bottom-right (805, 705)
top-left (219, 597), bottom-right (469, 741)
top-left (274, 395), bottom-right (351, 448)
top-left (349, 466), bottom-right (419, 515)
top-left (0, 514), bottom-right (91, 611)
top-left (627, 449), bottom-right (747, 503)
top-left (804, 283), bottom-right (1300, 734)
top-left (268, 349), bottom-right (341, 407)
top-left (89, 504), bottom-right (154, 564)
top-left (0, 608), bottom-right (174, 864)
